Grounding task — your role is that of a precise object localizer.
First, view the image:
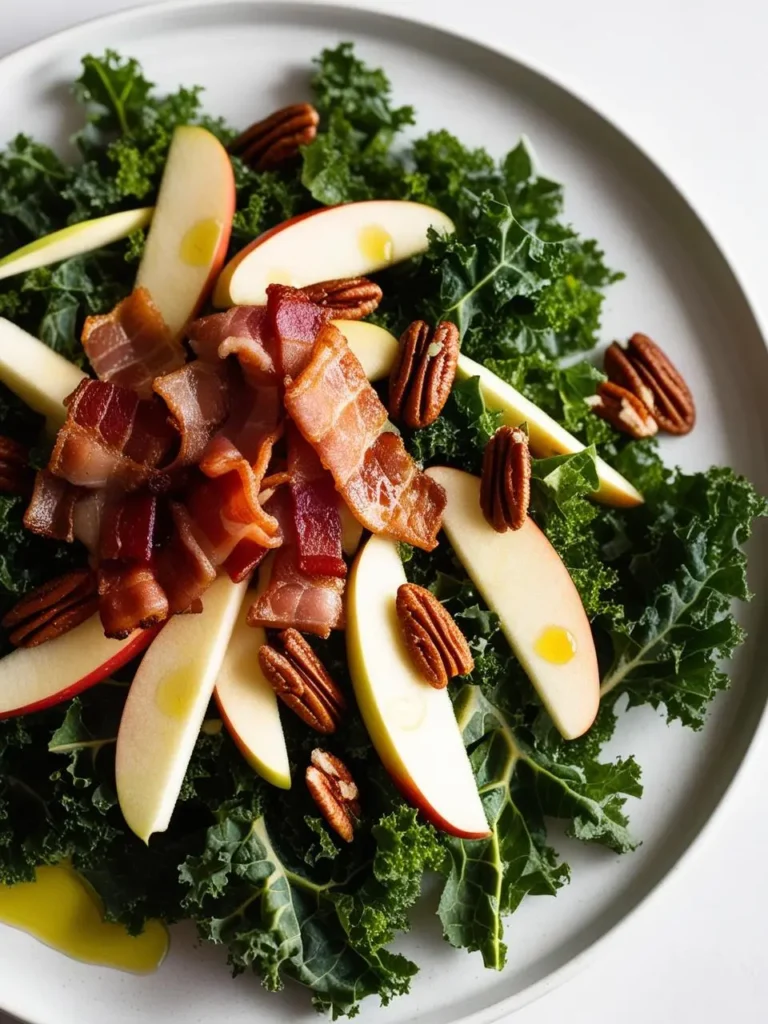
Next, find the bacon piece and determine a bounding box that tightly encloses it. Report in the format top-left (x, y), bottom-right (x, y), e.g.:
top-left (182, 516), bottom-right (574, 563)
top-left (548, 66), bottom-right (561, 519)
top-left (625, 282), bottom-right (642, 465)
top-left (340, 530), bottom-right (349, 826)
top-left (154, 503), bottom-right (217, 615)
top-left (267, 284), bottom-right (328, 378)
top-left (49, 380), bottom-right (177, 491)
top-left (153, 360), bottom-right (231, 466)
top-left (23, 471), bottom-right (81, 542)
top-left (247, 492), bottom-right (344, 638)
top-left (98, 561), bottom-right (169, 639)
top-left (288, 426), bottom-right (346, 578)
top-left (188, 306), bottom-right (276, 386)
top-left (82, 287), bottom-right (185, 398)
top-left (218, 378), bottom-right (282, 465)
top-left (99, 493), bottom-right (157, 564)
top-left (284, 323), bottom-right (446, 551)
top-left (222, 537), bottom-right (269, 584)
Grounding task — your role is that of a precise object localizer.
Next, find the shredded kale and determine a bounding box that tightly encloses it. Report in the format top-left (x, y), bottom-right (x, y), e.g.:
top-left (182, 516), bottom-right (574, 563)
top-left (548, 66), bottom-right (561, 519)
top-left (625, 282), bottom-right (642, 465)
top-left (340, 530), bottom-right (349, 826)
top-left (0, 42), bottom-right (764, 1018)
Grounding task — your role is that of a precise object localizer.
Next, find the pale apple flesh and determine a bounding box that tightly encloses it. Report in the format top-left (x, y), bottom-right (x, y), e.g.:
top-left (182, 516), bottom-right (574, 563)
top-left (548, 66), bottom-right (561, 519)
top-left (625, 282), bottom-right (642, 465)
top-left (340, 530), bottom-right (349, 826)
top-left (136, 126), bottom-right (235, 338)
top-left (215, 602), bottom-right (291, 790)
top-left (0, 207), bottom-right (153, 282)
top-left (333, 320), bottom-right (399, 383)
top-left (115, 577), bottom-right (248, 842)
top-left (457, 354), bottom-right (643, 508)
top-left (0, 318), bottom-right (86, 432)
top-left (347, 535), bottom-right (490, 839)
top-left (214, 200), bottom-right (455, 307)
top-left (427, 467), bottom-right (599, 740)
top-left (0, 617), bottom-right (157, 719)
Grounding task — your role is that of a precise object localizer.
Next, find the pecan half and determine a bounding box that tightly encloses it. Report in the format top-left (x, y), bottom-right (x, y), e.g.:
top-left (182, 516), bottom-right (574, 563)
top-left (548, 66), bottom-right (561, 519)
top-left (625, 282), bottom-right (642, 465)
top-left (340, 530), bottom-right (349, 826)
top-left (604, 333), bottom-right (695, 435)
top-left (590, 381), bottom-right (659, 439)
top-left (396, 583), bottom-right (474, 689)
top-left (480, 426), bottom-right (531, 532)
top-left (389, 320), bottom-right (460, 429)
top-left (2, 568), bottom-right (99, 648)
top-left (259, 628), bottom-right (346, 733)
top-left (299, 277), bottom-right (382, 320)
top-left (0, 436), bottom-right (33, 497)
top-left (306, 748), bottom-right (360, 843)
top-left (229, 103), bottom-right (319, 171)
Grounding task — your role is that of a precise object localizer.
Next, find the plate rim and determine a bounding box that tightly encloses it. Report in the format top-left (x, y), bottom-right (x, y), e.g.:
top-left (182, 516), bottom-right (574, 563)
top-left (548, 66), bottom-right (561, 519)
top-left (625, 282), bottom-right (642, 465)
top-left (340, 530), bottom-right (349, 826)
top-left (0, 2), bottom-right (767, 1023)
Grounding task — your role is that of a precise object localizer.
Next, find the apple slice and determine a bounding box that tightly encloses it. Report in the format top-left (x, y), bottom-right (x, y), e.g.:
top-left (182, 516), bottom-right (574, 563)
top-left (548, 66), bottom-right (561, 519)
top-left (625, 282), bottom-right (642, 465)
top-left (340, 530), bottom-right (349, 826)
top-left (213, 200), bottom-right (454, 307)
top-left (215, 603), bottom-right (290, 790)
top-left (333, 320), bottom-right (399, 383)
top-left (136, 126), bottom-right (235, 337)
top-left (427, 466), bottom-right (599, 740)
top-left (0, 617), bottom-right (156, 719)
top-left (0, 318), bottom-right (86, 432)
top-left (347, 535), bottom-right (489, 839)
top-left (0, 208), bottom-right (153, 282)
top-left (115, 577), bottom-right (247, 842)
top-left (457, 354), bottom-right (643, 507)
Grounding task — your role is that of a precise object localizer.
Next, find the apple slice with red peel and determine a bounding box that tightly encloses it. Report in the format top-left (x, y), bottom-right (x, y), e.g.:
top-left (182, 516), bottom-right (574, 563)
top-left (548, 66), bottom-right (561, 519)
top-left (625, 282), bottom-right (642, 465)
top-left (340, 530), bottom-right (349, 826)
top-left (427, 466), bottom-right (599, 740)
top-left (0, 207), bottom-right (154, 282)
top-left (116, 577), bottom-right (247, 842)
top-left (347, 534), bottom-right (490, 839)
top-left (334, 320), bottom-right (399, 383)
top-left (213, 200), bottom-right (454, 308)
top-left (215, 603), bottom-right (290, 790)
top-left (136, 126), bottom-right (235, 337)
top-left (0, 617), bottom-right (156, 719)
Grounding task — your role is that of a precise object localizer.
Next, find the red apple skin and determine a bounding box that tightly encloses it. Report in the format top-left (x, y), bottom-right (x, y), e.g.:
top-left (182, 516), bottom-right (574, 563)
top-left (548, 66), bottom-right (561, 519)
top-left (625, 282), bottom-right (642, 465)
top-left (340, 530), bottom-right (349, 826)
top-left (0, 624), bottom-right (159, 720)
top-left (393, 774), bottom-right (491, 840)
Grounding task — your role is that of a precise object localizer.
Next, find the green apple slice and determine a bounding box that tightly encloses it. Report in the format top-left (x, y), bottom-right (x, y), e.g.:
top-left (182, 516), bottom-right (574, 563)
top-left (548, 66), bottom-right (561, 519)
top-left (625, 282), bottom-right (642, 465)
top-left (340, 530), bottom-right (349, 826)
top-left (0, 317), bottom-right (86, 432)
top-left (456, 354), bottom-right (643, 507)
top-left (0, 208), bottom-right (153, 282)
top-left (115, 577), bottom-right (248, 842)
top-left (427, 466), bottom-right (599, 740)
top-left (215, 600), bottom-right (290, 790)
top-left (348, 534), bottom-right (490, 838)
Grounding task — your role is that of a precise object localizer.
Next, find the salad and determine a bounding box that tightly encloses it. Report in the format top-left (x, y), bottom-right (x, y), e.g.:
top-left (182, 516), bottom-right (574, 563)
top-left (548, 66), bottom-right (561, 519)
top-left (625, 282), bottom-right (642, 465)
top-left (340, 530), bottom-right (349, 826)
top-left (0, 43), bottom-right (764, 1018)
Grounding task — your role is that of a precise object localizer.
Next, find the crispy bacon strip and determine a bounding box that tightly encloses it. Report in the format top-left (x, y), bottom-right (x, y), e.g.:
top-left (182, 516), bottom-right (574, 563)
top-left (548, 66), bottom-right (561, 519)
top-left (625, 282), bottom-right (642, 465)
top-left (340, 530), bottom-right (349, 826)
top-left (267, 284), bottom-right (328, 378)
top-left (154, 502), bottom-right (217, 615)
top-left (284, 323), bottom-right (446, 551)
top-left (288, 425), bottom-right (346, 578)
top-left (49, 379), bottom-right (177, 491)
top-left (247, 492), bottom-right (344, 638)
top-left (188, 306), bottom-right (276, 386)
top-left (99, 493), bottom-right (157, 563)
top-left (153, 360), bottom-right (231, 466)
top-left (23, 471), bottom-right (81, 542)
top-left (82, 287), bottom-right (185, 398)
top-left (98, 561), bottom-right (169, 639)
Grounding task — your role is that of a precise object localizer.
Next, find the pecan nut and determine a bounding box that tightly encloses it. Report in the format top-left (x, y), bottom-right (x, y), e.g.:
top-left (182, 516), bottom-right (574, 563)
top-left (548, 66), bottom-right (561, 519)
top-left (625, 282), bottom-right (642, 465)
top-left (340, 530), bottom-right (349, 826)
top-left (259, 628), bottom-right (346, 733)
top-left (299, 277), bottom-right (382, 320)
top-left (480, 426), bottom-right (531, 532)
top-left (396, 583), bottom-right (474, 689)
top-left (229, 103), bottom-right (319, 171)
top-left (389, 320), bottom-right (460, 429)
top-left (2, 568), bottom-right (99, 648)
top-left (305, 748), bottom-right (360, 843)
top-left (589, 381), bottom-right (659, 439)
top-left (604, 333), bottom-right (695, 435)
top-left (0, 436), bottom-right (33, 497)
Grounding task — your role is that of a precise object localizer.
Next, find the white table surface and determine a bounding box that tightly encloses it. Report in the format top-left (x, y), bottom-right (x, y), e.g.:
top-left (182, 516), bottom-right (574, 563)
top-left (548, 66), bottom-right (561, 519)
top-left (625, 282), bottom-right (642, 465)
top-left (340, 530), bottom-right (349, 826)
top-left (1, 0), bottom-right (767, 1022)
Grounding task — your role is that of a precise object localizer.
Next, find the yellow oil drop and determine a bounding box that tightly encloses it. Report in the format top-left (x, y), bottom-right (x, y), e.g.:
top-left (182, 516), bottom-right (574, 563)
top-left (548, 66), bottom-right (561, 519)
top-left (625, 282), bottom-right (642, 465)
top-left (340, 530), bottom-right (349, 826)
top-left (180, 217), bottom-right (222, 267)
top-left (0, 865), bottom-right (168, 973)
top-left (155, 665), bottom-right (199, 719)
top-left (389, 693), bottom-right (427, 732)
top-left (534, 626), bottom-right (577, 665)
top-left (359, 225), bottom-right (394, 266)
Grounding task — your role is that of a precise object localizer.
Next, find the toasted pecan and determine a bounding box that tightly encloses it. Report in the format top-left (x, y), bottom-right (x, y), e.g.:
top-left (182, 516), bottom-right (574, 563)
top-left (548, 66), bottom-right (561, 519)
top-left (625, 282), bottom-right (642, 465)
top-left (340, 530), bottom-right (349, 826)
top-left (259, 628), bottom-right (346, 733)
top-left (604, 333), bottom-right (695, 435)
top-left (229, 103), bottom-right (319, 171)
top-left (396, 583), bottom-right (474, 689)
top-left (590, 381), bottom-right (659, 439)
top-left (306, 748), bottom-right (360, 843)
top-left (2, 568), bottom-right (98, 648)
top-left (389, 320), bottom-right (459, 429)
top-left (299, 277), bottom-right (382, 320)
top-left (480, 426), bottom-right (531, 532)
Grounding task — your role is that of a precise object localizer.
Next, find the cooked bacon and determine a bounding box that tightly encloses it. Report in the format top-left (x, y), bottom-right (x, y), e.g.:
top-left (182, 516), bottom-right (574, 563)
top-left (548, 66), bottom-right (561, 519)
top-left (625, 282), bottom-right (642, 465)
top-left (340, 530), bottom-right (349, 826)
top-left (188, 306), bottom-right (276, 386)
top-left (218, 378), bottom-right (282, 465)
top-left (284, 323), bottom-right (446, 551)
top-left (154, 502), bottom-right (217, 615)
top-left (267, 284), bottom-right (328, 378)
top-left (153, 360), bottom-right (230, 466)
top-left (99, 493), bottom-right (157, 563)
top-left (247, 492), bottom-right (344, 638)
top-left (23, 471), bottom-right (81, 542)
top-left (288, 426), bottom-right (346, 578)
top-left (98, 561), bottom-right (169, 639)
top-left (82, 287), bottom-right (185, 398)
top-left (222, 537), bottom-right (269, 583)
top-left (49, 379), bottom-right (177, 491)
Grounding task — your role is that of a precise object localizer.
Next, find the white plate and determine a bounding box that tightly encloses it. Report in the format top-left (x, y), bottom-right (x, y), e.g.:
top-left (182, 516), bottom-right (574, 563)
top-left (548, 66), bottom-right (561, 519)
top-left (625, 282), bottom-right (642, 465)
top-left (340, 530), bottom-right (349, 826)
top-left (1, 2), bottom-right (767, 1023)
